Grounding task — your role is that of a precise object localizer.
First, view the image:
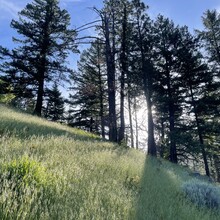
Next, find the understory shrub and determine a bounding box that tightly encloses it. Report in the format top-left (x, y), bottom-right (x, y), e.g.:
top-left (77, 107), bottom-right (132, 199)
top-left (0, 156), bottom-right (50, 189)
top-left (182, 181), bottom-right (220, 209)
top-left (0, 156), bottom-right (59, 218)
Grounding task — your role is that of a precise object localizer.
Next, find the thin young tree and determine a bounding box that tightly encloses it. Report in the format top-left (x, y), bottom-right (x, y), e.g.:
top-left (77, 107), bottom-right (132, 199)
top-left (44, 83), bottom-right (64, 122)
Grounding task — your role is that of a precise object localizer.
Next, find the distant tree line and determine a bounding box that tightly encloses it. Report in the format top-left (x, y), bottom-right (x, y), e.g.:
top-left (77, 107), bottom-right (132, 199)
top-left (0, 0), bottom-right (219, 181)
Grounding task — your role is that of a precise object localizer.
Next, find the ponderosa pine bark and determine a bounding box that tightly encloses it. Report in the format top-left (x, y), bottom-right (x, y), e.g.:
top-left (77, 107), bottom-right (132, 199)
top-left (128, 89), bottom-right (134, 148)
top-left (97, 42), bottom-right (106, 138)
top-left (118, 4), bottom-right (128, 143)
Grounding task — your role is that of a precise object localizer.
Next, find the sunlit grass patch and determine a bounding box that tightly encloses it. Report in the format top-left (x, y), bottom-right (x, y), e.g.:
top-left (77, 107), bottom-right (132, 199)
top-left (1, 156), bottom-right (49, 188)
top-left (0, 155), bottom-right (62, 219)
top-left (0, 104), bottom-right (99, 140)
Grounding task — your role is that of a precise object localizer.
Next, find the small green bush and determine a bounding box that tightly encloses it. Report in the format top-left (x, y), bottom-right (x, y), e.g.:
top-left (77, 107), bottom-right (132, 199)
top-left (0, 156), bottom-right (50, 191)
top-left (0, 156), bottom-right (59, 219)
top-left (182, 181), bottom-right (220, 209)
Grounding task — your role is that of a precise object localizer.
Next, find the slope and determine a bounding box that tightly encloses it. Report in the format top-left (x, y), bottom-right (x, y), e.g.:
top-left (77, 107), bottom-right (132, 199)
top-left (0, 104), bottom-right (219, 220)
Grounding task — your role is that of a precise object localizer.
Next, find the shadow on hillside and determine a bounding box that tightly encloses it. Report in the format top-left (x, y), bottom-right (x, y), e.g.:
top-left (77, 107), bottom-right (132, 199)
top-left (133, 157), bottom-right (177, 220)
top-left (0, 117), bottom-right (100, 142)
top-left (132, 157), bottom-right (219, 220)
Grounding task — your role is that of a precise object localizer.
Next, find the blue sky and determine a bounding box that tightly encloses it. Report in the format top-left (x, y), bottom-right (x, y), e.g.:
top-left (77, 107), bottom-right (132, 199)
top-left (147, 0), bottom-right (220, 31)
top-left (1, 0), bottom-right (220, 68)
top-left (1, 0), bottom-right (220, 46)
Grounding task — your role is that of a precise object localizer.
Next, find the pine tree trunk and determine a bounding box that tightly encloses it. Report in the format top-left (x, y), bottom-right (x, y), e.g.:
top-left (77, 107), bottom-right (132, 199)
top-left (159, 120), bottom-right (165, 158)
top-left (197, 124), bottom-right (210, 176)
top-left (89, 117), bottom-right (93, 133)
top-left (97, 42), bottom-right (105, 139)
top-left (107, 57), bottom-right (117, 142)
top-left (104, 14), bottom-right (117, 142)
top-left (33, 18), bottom-right (49, 117)
top-left (34, 78), bottom-right (44, 116)
top-left (134, 98), bottom-right (139, 149)
top-left (136, 15), bottom-right (156, 156)
top-left (136, 31), bottom-right (157, 156)
top-left (128, 90), bottom-right (134, 148)
top-left (118, 5), bottom-right (127, 143)
top-left (213, 154), bottom-right (220, 182)
top-left (118, 70), bottom-right (125, 143)
top-left (169, 104), bottom-right (177, 163)
top-left (165, 58), bottom-right (177, 163)
top-left (142, 64), bottom-right (156, 156)
top-left (145, 89), bottom-right (157, 156)
top-left (189, 84), bottom-right (210, 176)
top-left (100, 112), bottom-right (105, 139)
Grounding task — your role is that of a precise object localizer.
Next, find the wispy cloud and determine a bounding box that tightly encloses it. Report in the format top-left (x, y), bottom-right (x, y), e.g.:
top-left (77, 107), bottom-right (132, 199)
top-left (0, 0), bottom-right (22, 18)
top-left (0, 0), bottom-right (82, 20)
top-left (60, 0), bottom-right (83, 7)
top-left (0, 0), bottom-right (82, 16)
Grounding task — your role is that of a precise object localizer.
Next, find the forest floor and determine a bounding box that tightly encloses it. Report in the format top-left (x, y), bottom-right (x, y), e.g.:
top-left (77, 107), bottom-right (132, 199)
top-left (0, 104), bottom-right (219, 220)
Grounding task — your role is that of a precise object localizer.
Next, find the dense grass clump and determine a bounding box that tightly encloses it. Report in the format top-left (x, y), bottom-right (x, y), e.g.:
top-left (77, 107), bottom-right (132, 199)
top-left (0, 155), bottom-right (60, 219)
top-left (182, 181), bottom-right (220, 209)
top-left (0, 104), bottom-right (220, 219)
top-left (1, 156), bottom-right (49, 188)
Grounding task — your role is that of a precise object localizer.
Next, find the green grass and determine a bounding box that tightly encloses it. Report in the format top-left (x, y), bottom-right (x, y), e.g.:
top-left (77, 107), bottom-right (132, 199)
top-left (0, 104), bottom-right (219, 219)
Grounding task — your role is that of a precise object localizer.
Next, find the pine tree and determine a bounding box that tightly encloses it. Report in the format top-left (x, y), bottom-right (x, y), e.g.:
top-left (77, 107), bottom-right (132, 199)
top-left (198, 10), bottom-right (220, 66)
top-left (44, 83), bottom-right (64, 122)
top-left (197, 9), bottom-right (220, 178)
top-left (0, 0), bottom-right (77, 116)
top-left (177, 26), bottom-right (211, 175)
top-left (129, 0), bottom-right (157, 155)
top-left (152, 16), bottom-right (185, 163)
top-left (94, 0), bottom-right (119, 142)
top-left (68, 41), bottom-right (107, 136)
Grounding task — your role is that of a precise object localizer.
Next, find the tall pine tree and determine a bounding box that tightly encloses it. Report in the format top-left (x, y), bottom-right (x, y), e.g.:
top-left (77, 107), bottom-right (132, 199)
top-left (68, 41), bottom-right (107, 136)
top-left (0, 0), bottom-right (77, 116)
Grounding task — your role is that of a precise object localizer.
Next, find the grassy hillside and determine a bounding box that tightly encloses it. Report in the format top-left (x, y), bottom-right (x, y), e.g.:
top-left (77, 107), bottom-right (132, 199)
top-left (0, 104), bottom-right (219, 220)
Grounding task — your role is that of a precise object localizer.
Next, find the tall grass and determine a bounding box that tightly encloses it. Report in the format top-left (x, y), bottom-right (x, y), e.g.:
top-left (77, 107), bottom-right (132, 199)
top-left (0, 104), bottom-right (219, 219)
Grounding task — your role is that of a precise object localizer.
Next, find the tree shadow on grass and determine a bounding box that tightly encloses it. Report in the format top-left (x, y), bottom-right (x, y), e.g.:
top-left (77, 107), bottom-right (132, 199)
top-left (132, 157), bottom-right (220, 220)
